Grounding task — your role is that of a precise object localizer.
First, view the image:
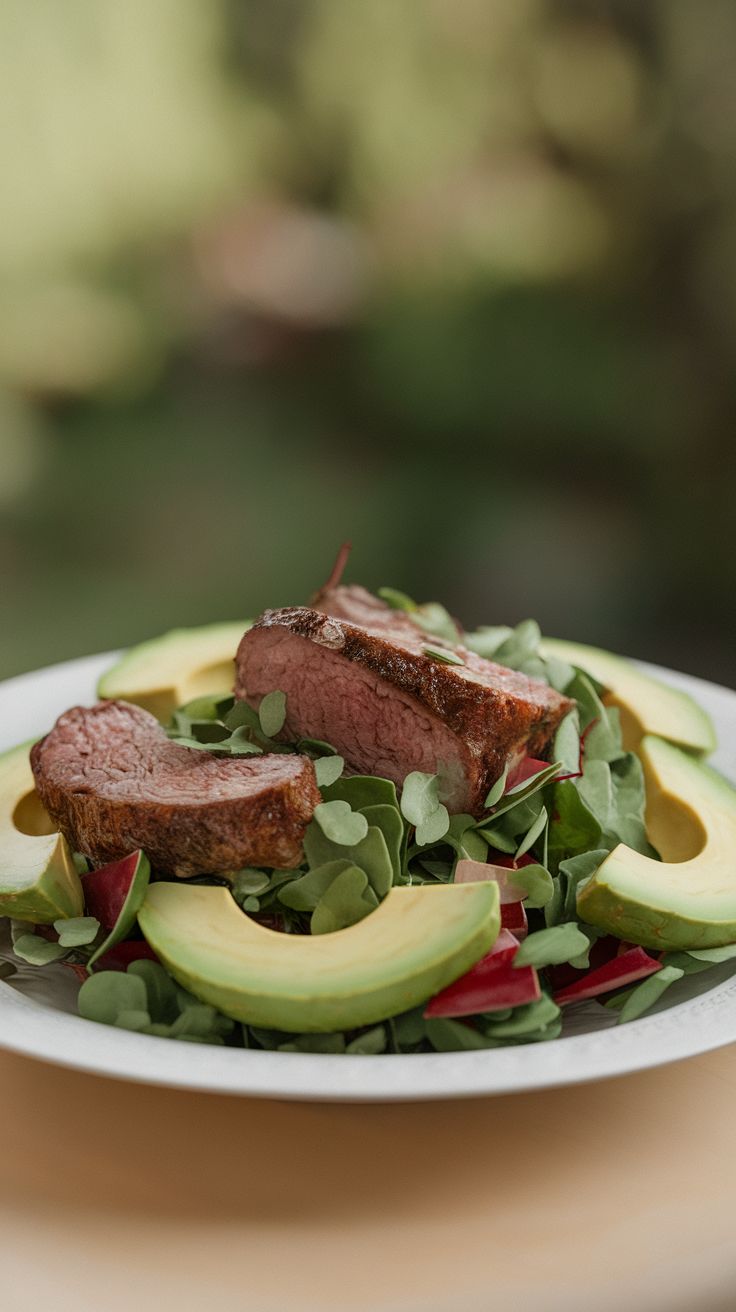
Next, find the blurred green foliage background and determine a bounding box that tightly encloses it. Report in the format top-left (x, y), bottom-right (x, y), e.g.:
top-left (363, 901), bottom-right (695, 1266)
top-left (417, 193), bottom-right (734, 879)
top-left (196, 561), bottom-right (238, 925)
top-left (1, 0), bottom-right (736, 684)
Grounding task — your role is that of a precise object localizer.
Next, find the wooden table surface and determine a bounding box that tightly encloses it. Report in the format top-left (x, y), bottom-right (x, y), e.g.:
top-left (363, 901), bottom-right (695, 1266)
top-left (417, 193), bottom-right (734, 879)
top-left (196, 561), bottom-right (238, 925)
top-left (2, 1043), bottom-right (736, 1312)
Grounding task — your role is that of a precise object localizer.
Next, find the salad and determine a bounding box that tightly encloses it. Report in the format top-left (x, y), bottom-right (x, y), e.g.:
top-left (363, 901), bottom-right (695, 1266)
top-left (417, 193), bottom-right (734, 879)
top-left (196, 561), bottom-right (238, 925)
top-left (1, 562), bottom-right (735, 1058)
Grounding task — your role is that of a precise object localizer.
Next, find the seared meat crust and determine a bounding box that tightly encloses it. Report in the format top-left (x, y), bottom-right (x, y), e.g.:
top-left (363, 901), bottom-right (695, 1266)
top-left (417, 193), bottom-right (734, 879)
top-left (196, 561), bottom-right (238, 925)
top-left (234, 607), bottom-right (573, 817)
top-left (30, 700), bottom-right (320, 875)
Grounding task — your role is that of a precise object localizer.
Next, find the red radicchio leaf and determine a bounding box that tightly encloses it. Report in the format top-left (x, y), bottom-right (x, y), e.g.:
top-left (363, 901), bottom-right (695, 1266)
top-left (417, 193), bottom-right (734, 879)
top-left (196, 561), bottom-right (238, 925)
top-left (552, 947), bottom-right (662, 1006)
top-left (424, 930), bottom-right (542, 1018)
top-left (546, 934), bottom-right (621, 992)
top-left (81, 852), bottom-right (146, 932)
top-left (504, 757), bottom-right (552, 792)
top-left (500, 901), bottom-right (528, 940)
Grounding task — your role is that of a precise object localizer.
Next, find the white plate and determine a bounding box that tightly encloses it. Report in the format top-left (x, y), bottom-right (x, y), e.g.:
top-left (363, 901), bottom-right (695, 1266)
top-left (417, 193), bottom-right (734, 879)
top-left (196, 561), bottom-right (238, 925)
top-left (0, 651), bottom-right (735, 1101)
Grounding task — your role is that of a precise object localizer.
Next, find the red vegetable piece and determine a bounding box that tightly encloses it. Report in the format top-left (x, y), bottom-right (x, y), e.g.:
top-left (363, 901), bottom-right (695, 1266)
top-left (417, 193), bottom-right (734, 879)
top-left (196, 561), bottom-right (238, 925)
top-left (504, 757), bottom-right (551, 792)
top-left (91, 941), bottom-right (161, 974)
top-left (82, 851), bottom-right (151, 970)
top-left (485, 851), bottom-right (537, 870)
top-left (546, 934), bottom-right (620, 993)
top-left (553, 946), bottom-right (662, 1006)
top-left (424, 929), bottom-right (542, 1018)
top-left (500, 900), bottom-right (528, 940)
top-left (82, 852), bottom-right (146, 932)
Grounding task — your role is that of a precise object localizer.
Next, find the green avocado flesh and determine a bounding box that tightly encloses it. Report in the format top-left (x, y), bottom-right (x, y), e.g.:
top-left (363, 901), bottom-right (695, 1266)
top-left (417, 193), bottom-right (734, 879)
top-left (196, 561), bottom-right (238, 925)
top-left (539, 637), bottom-right (716, 757)
top-left (97, 621), bottom-right (251, 722)
top-left (0, 742), bottom-right (84, 923)
top-left (138, 881), bottom-right (500, 1032)
top-left (578, 735), bottom-right (736, 950)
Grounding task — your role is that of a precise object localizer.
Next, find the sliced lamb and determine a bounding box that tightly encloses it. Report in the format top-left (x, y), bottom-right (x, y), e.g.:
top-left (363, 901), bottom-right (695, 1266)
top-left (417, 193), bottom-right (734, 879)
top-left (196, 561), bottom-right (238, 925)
top-left (234, 607), bottom-right (573, 816)
top-left (30, 700), bottom-right (320, 876)
top-left (313, 582), bottom-right (421, 637)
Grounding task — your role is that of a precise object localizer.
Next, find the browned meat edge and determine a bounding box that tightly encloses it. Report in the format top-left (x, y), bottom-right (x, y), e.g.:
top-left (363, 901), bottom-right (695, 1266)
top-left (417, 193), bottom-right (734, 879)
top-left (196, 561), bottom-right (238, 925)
top-left (30, 700), bottom-right (320, 876)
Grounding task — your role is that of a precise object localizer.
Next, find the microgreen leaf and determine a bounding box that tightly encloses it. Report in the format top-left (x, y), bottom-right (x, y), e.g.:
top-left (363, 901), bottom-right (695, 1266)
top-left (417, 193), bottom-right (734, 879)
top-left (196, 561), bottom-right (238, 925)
top-left (515, 805), bottom-right (548, 860)
top-left (169, 1004), bottom-right (233, 1040)
top-left (13, 934), bottom-right (66, 965)
top-left (425, 1018), bottom-right (504, 1051)
top-left (169, 736), bottom-right (214, 752)
top-left (481, 995), bottom-right (560, 1038)
top-left (313, 801), bottom-right (369, 846)
top-left (180, 693), bottom-right (234, 721)
top-left (295, 737), bottom-right (339, 757)
top-left (484, 764), bottom-right (509, 809)
top-left (127, 960), bottom-right (179, 1025)
top-left (10, 919), bottom-right (36, 945)
top-left (478, 762), bottom-right (560, 824)
top-left (54, 916), bottom-right (100, 947)
top-left (545, 780), bottom-right (603, 875)
top-left (463, 625), bottom-right (513, 659)
top-left (311, 866), bottom-right (377, 934)
top-left (401, 771), bottom-right (441, 827)
top-left (553, 710), bottom-right (581, 775)
top-left (114, 1009), bottom-right (151, 1032)
top-left (243, 896), bottom-right (260, 912)
top-left (304, 823), bottom-right (394, 899)
top-left (498, 861), bottom-right (554, 908)
top-left (414, 602), bottom-right (462, 643)
top-left (513, 923), bottom-right (589, 969)
top-left (492, 619), bottom-right (542, 670)
top-left (278, 861), bottom-right (354, 912)
top-left (415, 804), bottom-right (450, 846)
top-left (543, 656), bottom-right (577, 694)
top-left (231, 868), bottom-right (270, 902)
top-left (422, 644), bottom-right (464, 666)
top-left (279, 1033), bottom-right (347, 1053)
top-left (78, 971), bottom-right (148, 1025)
top-left (392, 1005), bottom-right (427, 1047)
top-left (315, 755), bottom-right (345, 788)
top-left (346, 1025), bottom-right (387, 1054)
top-left (321, 775), bottom-right (399, 811)
top-left (224, 701), bottom-right (262, 734)
top-left (258, 690), bottom-right (287, 738)
top-left (617, 966), bottom-right (684, 1023)
top-left (219, 738), bottom-right (264, 756)
top-left (378, 587), bottom-right (418, 612)
top-left (688, 944), bottom-right (736, 963)
top-left (359, 804), bottom-right (404, 885)
top-left (190, 720), bottom-right (230, 744)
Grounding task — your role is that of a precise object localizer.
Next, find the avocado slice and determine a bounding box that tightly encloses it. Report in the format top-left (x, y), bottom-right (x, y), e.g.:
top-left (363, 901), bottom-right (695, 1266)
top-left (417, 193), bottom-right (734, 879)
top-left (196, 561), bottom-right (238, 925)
top-left (138, 881), bottom-right (500, 1032)
top-left (539, 637), bottom-right (716, 757)
top-left (0, 742), bottom-right (84, 923)
top-left (577, 735), bottom-right (736, 950)
top-left (97, 621), bottom-right (251, 723)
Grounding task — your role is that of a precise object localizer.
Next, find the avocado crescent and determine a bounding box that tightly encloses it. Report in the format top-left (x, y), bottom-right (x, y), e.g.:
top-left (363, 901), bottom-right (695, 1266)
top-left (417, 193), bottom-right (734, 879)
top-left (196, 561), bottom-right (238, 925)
top-left (578, 735), bottom-right (736, 950)
top-left (97, 621), bottom-right (251, 723)
top-left (0, 741), bottom-right (84, 923)
top-left (540, 637), bottom-right (716, 757)
top-left (138, 880), bottom-right (501, 1032)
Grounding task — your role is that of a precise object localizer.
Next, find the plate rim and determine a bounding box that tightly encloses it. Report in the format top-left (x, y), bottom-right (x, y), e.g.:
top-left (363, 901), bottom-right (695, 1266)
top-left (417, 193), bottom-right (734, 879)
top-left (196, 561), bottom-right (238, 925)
top-left (1, 649), bottom-right (735, 1101)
